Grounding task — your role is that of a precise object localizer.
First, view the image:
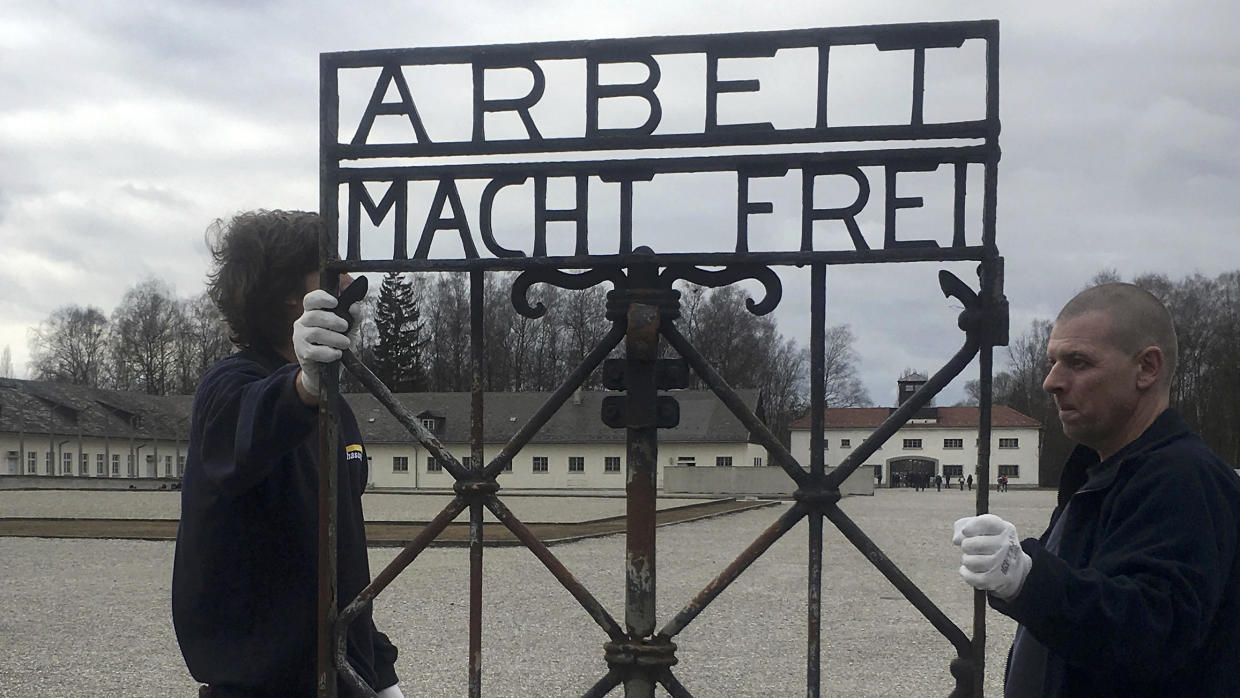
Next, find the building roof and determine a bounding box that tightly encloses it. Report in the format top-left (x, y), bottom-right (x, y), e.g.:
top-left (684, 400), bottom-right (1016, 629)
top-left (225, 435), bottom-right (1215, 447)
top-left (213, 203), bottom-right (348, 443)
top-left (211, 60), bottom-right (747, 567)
top-left (0, 379), bottom-right (761, 446)
top-left (0, 378), bottom-right (194, 441)
top-left (788, 405), bottom-right (1040, 430)
top-left (350, 389), bottom-right (761, 445)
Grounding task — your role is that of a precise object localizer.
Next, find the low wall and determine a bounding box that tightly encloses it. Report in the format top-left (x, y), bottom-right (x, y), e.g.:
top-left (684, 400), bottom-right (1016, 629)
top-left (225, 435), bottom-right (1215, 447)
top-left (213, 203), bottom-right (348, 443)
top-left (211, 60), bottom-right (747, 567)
top-left (0, 475), bottom-right (181, 491)
top-left (663, 465), bottom-right (873, 497)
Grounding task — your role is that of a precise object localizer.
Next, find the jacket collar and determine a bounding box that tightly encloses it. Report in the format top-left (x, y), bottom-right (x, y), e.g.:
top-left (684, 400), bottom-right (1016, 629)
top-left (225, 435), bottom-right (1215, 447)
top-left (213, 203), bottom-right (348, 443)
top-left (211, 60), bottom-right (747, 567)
top-left (238, 343), bottom-right (293, 375)
top-left (1056, 408), bottom-right (1190, 506)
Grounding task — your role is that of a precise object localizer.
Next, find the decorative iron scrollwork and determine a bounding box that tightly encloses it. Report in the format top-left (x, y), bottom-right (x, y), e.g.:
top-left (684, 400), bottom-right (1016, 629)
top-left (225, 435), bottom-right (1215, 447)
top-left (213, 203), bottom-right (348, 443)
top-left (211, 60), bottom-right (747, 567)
top-left (660, 264), bottom-right (783, 316)
top-left (511, 267), bottom-right (628, 318)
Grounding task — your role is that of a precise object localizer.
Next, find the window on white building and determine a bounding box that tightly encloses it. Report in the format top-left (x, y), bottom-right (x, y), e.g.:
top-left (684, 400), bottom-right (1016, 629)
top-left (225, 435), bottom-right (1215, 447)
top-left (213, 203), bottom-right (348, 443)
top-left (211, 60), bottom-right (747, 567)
top-left (427, 457), bottom-right (443, 472)
top-left (754, 457), bottom-right (763, 467)
top-left (112, 454), bottom-right (120, 476)
top-left (903, 439), bottom-right (922, 450)
top-left (998, 464), bottom-right (1020, 478)
top-left (604, 456), bottom-right (621, 473)
top-left (716, 456), bottom-right (733, 467)
top-left (177, 455), bottom-right (186, 477)
top-left (568, 456), bottom-right (584, 473)
top-left (676, 455), bottom-right (696, 467)
top-left (532, 456), bottom-right (548, 473)
top-left (80, 453), bottom-right (89, 475)
top-left (943, 464), bottom-right (963, 478)
top-left (943, 438), bottom-right (963, 449)
top-left (840, 439), bottom-right (851, 448)
top-left (96, 454), bottom-right (105, 476)
top-left (462, 456), bottom-right (474, 469)
top-left (502, 460), bottom-right (513, 472)
top-left (393, 456), bottom-right (409, 472)
top-left (62, 452), bottom-right (73, 474)
top-left (27, 451), bottom-right (37, 474)
top-left (999, 438), bottom-right (1019, 449)
top-left (165, 455), bottom-right (173, 477)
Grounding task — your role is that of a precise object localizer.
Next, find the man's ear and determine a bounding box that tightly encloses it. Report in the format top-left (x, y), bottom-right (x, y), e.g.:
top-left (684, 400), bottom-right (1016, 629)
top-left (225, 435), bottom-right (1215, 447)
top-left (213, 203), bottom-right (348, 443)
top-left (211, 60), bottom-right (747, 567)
top-left (1134, 346), bottom-right (1164, 390)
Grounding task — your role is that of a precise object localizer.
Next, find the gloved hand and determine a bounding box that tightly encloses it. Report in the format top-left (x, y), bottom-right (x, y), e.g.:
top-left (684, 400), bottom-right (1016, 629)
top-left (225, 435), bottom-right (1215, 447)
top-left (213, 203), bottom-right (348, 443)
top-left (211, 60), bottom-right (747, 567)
top-left (952, 514), bottom-right (1032, 600)
top-left (376, 684), bottom-right (405, 698)
top-left (292, 289), bottom-right (353, 397)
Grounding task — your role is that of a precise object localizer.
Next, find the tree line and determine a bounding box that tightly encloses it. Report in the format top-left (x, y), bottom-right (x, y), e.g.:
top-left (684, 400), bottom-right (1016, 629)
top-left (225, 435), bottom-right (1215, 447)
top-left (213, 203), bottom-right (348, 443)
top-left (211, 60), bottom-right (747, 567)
top-left (965, 269), bottom-right (1240, 481)
top-left (24, 271), bottom-right (873, 446)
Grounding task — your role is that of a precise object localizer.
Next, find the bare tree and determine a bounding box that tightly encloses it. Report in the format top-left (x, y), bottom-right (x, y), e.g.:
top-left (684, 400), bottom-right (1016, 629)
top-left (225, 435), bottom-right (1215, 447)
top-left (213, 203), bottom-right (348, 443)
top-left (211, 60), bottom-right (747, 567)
top-left (108, 278), bottom-right (186, 394)
top-left (28, 305), bottom-right (110, 386)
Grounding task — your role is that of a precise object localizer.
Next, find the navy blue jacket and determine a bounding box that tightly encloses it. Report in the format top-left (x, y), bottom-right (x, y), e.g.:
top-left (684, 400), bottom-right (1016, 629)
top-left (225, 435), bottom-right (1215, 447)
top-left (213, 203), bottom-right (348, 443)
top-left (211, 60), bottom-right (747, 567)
top-left (172, 347), bottom-right (398, 697)
top-left (991, 409), bottom-right (1240, 696)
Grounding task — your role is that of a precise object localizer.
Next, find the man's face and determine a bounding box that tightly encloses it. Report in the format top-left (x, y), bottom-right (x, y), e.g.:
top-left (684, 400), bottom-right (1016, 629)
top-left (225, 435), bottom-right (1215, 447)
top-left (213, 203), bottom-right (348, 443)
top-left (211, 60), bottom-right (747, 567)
top-left (1043, 310), bottom-right (1144, 454)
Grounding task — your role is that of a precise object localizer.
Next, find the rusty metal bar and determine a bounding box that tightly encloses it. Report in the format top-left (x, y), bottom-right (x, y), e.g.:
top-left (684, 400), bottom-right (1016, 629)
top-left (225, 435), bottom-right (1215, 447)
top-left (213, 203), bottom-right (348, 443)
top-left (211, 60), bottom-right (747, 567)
top-left (823, 336), bottom-right (980, 489)
top-left (354, 497), bottom-right (469, 605)
top-left (659, 670), bottom-right (693, 698)
top-left (659, 503), bottom-right (807, 639)
top-left (821, 504), bottom-right (972, 657)
top-left (623, 293), bottom-right (661, 698)
top-left (971, 259), bottom-right (1003, 697)
top-left (333, 497), bottom-right (470, 698)
top-left (660, 324), bottom-right (809, 487)
top-left (484, 495), bottom-right (626, 641)
top-left (337, 146), bottom-right (991, 186)
top-left (316, 51), bottom-right (341, 697)
top-left (483, 322), bottom-right (626, 480)
top-left (469, 269), bottom-right (486, 698)
top-left (582, 670), bottom-right (624, 698)
top-left (807, 509), bottom-right (823, 698)
top-left (329, 246), bottom-right (991, 276)
top-left (340, 351), bottom-right (471, 480)
top-left (807, 263), bottom-right (825, 696)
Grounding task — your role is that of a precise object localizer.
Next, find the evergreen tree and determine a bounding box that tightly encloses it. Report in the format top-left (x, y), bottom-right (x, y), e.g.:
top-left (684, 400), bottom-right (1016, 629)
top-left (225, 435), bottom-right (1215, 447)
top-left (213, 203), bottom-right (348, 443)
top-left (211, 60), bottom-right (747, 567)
top-left (372, 272), bottom-right (428, 392)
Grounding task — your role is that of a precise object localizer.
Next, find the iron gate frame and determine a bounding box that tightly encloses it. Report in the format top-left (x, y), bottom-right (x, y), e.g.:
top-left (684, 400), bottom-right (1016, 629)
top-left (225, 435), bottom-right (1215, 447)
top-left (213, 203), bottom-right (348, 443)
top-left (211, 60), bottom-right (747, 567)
top-left (315, 20), bottom-right (1005, 698)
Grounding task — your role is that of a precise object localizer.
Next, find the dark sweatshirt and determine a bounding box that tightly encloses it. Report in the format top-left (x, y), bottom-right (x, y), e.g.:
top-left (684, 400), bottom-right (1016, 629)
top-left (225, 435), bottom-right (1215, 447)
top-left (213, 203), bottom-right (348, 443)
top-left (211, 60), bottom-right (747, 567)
top-left (172, 347), bottom-right (398, 697)
top-left (991, 409), bottom-right (1240, 697)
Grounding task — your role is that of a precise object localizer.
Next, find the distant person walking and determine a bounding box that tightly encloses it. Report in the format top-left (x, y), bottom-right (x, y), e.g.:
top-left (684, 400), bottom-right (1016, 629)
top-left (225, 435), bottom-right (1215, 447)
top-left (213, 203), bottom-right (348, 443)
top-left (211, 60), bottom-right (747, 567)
top-left (966, 474), bottom-right (973, 491)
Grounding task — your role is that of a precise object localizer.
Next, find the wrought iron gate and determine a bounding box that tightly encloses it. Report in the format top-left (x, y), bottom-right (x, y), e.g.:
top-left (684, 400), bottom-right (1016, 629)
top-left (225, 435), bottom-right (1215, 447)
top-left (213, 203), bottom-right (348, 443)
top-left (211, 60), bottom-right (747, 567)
top-left (315, 20), bottom-right (1005, 697)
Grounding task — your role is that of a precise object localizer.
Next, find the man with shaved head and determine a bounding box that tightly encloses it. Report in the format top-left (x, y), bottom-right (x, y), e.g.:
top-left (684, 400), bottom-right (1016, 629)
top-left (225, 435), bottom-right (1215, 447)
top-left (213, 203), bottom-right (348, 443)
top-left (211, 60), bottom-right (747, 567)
top-left (952, 283), bottom-right (1240, 697)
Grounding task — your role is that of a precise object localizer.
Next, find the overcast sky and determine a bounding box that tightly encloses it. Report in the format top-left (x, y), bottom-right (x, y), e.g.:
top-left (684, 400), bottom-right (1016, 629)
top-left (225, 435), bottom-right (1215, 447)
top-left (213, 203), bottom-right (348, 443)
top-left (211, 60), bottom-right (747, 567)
top-left (2, 1), bottom-right (1237, 405)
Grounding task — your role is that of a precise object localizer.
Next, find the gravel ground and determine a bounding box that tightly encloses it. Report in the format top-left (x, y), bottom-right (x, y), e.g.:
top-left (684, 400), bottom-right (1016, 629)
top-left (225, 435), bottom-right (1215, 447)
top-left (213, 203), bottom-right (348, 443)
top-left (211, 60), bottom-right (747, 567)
top-left (0, 490), bottom-right (711, 524)
top-left (0, 487), bottom-right (1055, 697)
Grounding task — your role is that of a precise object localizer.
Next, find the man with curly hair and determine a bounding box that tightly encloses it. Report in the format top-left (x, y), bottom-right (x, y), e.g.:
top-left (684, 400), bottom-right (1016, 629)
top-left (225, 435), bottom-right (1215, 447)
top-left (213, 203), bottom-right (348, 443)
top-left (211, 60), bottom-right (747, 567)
top-left (172, 210), bottom-right (403, 697)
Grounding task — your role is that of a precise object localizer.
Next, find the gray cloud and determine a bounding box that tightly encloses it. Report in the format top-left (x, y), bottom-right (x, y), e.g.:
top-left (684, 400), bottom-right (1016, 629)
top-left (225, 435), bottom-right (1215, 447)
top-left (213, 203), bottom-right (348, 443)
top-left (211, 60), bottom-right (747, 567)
top-left (1, 0), bottom-right (1237, 401)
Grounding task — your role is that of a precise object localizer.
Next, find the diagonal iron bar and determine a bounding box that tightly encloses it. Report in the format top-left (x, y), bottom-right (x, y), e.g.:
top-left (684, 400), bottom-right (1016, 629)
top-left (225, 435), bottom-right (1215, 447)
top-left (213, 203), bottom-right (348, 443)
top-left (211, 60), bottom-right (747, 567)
top-left (659, 669), bottom-right (694, 698)
top-left (484, 495), bottom-right (626, 641)
top-left (483, 321), bottom-right (626, 480)
top-left (334, 496), bottom-right (471, 698)
top-left (659, 502), bottom-right (808, 639)
top-left (341, 351), bottom-right (470, 480)
top-left (823, 336), bottom-right (980, 490)
top-left (661, 324), bottom-right (809, 488)
top-left (582, 670), bottom-right (625, 698)
top-left (821, 505), bottom-right (972, 657)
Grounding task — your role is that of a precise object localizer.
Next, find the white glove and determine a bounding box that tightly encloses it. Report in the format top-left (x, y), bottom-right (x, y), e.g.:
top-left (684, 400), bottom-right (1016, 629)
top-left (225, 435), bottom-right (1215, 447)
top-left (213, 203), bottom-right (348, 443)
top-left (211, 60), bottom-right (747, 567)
top-left (292, 289), bottom-right (353, 396)
top-left (377, 684), bottom-right (405, 698)
top-left (952, 514), bottom-right (1032, 600)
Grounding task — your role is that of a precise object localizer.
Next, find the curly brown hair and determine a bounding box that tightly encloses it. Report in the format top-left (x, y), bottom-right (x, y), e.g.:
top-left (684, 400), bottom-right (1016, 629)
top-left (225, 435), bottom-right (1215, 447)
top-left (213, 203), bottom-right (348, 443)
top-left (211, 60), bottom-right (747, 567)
top-left (205, 210), bottom-right (322, 349)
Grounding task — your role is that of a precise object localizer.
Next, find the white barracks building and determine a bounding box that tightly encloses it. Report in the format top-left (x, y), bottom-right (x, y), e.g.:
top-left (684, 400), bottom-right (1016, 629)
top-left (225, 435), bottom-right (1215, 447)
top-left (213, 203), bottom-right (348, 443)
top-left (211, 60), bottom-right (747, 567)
top-left (789, 374), bottom-right (1042, 487)
top-left (0, 378), bottom-right (767, 491)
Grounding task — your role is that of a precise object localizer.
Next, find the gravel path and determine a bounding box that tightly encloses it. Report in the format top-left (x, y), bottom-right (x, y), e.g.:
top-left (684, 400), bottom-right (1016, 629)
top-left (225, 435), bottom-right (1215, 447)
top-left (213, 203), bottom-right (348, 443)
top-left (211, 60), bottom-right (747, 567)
top-left (0, 488), bottom-right (1055, 697)
top-left (0, 490), bottom-right (710, 524)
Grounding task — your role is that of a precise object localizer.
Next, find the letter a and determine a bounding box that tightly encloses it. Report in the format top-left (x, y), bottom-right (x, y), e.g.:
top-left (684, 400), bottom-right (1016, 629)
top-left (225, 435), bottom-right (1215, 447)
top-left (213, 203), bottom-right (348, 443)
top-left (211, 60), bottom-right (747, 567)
top-left (351, 65), bottom-right (432, 146)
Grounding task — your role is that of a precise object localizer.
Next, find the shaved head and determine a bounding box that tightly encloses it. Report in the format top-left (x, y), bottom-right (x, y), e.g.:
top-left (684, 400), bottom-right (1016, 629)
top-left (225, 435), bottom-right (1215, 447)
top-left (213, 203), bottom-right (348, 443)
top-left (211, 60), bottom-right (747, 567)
top-left (1057, 283), bottom-right (1178, 385)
